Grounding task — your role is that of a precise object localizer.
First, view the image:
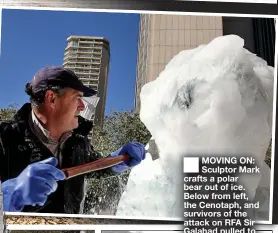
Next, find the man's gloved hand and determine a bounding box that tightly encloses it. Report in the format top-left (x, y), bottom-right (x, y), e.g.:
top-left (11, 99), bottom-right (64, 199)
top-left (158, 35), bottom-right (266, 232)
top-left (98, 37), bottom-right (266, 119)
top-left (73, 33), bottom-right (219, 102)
top-left (111, 142), bottom-right (146, 173)
top-left (2, 157), bottom-right (66, 212)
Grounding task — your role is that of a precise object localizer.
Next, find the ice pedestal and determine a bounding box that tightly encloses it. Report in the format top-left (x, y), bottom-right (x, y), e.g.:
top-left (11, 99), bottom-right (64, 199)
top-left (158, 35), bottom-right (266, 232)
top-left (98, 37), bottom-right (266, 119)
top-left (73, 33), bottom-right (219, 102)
top-left (116, 35), bottom-right (274, 220)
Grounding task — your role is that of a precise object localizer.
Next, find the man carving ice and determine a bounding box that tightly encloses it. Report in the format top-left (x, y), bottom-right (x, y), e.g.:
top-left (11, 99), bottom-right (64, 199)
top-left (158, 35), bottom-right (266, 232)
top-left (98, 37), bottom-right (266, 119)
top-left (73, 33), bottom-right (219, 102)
top-left (0, 66), bottom-right (146, 214)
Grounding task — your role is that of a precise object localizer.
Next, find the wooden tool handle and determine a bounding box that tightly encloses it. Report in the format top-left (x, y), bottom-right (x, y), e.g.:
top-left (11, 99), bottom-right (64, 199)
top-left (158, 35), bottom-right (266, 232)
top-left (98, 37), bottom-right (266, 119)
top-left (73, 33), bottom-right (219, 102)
top-left (61, 154), bottom-right (129, 179)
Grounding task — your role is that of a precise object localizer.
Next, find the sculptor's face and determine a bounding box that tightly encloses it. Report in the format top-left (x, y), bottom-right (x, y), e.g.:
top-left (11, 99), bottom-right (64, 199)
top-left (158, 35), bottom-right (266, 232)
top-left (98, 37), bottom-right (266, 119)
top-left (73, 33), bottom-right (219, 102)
top-left (52, 88), bottom-right (85, 132)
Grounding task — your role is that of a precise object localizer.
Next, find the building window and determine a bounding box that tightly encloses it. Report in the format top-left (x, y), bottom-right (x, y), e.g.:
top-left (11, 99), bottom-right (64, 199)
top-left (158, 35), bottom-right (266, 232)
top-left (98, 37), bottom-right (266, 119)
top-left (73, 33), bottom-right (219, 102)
top-left (91, 80), bottom-right (99, 85)
top-left (68, 41), bottom-right (78, 47)
top-left (79, 49), bottom-right (91, 53)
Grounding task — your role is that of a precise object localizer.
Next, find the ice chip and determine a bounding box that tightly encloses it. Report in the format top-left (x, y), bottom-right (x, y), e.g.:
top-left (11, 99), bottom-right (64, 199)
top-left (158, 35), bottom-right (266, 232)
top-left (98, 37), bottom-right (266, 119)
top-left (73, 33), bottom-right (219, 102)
top-left (80, 96), bottom-right (99, 120)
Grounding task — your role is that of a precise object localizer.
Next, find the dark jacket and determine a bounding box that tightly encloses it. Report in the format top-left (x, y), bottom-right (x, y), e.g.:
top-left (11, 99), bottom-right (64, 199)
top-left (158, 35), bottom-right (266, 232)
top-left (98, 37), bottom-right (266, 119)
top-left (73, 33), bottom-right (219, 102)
top-left (0, 103), bottom-right (118, 214)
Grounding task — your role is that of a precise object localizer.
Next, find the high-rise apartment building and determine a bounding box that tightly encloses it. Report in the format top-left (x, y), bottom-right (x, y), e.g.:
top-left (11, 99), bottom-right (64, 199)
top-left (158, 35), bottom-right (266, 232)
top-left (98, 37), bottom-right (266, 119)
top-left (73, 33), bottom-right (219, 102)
top-left (134, 14), bottom-right (223, 112)
top-left (63, 35), bottom-right (110, 127)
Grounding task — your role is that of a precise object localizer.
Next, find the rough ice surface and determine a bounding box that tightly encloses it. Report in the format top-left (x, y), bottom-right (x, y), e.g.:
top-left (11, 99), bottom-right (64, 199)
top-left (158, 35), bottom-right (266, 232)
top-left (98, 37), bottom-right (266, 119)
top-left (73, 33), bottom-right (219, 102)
top-left (116, 35), bottom-right (274, 220)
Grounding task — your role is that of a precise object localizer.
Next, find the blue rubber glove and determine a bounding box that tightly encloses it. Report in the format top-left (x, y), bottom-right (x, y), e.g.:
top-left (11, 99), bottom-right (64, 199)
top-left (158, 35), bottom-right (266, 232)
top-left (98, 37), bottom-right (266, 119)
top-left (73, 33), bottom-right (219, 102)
top-left (111, 142), bottom-right (146, 173)
top-left (2, 157), bottom-right (66, 212)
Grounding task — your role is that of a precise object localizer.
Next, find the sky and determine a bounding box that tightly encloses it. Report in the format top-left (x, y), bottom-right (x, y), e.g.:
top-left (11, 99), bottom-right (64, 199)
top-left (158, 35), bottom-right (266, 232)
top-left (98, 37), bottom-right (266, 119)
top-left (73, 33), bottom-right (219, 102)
top-left (0, 9), bottom-right (140, 115)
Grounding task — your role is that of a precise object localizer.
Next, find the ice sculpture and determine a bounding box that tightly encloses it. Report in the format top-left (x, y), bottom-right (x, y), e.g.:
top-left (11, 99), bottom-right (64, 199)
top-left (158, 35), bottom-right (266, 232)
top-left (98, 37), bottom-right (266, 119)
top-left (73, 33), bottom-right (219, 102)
top-left (116, 35), bottom-right (274, 220)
